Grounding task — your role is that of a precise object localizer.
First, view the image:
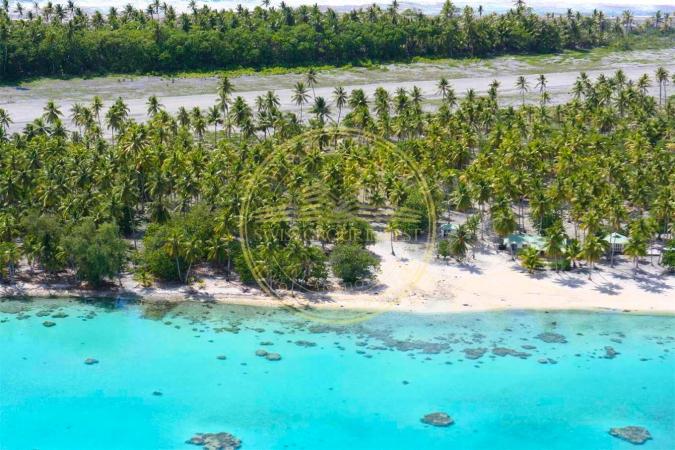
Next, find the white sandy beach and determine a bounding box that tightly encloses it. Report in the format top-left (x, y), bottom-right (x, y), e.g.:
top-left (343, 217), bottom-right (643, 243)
top-left (3, 232), bottom-right (673, 316)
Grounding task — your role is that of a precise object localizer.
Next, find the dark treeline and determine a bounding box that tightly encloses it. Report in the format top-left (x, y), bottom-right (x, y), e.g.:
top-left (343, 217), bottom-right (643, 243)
top-left (1, 1), bottom-right (671, 81)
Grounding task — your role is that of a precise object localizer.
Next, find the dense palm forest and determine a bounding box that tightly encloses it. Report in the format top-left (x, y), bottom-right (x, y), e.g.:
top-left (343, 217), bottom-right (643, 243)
top-left (0, 66), bottom-right (673, 288)
top-left (1, 0), bottom-right (672, 81)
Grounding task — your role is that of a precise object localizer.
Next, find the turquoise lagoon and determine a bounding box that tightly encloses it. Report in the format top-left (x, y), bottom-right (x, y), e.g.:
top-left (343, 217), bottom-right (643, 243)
top-left (0, 298), bottom-right (673, 449)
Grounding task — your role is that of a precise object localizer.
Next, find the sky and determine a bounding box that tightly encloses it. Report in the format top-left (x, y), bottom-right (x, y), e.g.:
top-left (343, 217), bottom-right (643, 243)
top-left (14, 0), bottom-right (675, 16)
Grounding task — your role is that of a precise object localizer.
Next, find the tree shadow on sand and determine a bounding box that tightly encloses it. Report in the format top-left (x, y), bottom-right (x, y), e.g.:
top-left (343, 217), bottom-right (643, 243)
top-left (457, 262), bottom-right (483, 275)
top-left (632, 271), bottom-right (671, 294)
top-left (511, 264), bottom-right (548, 279)
top-left (593, 281), bottom-right (623, 296)
top-left (553, 275), bottom-right (587, 288)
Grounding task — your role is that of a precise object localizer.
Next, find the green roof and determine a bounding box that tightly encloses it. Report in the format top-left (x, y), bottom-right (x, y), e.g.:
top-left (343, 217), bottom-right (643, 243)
top-left (503, 233), bottom-right (546, 251)
top-left (439, 223), bottom-right (458, 232)
top-left (604, 233), bottom-right (629, 245)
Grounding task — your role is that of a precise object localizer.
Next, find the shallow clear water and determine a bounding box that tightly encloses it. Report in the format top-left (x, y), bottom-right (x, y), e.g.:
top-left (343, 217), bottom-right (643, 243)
top-left (1, 298), bottom-right (673, 449)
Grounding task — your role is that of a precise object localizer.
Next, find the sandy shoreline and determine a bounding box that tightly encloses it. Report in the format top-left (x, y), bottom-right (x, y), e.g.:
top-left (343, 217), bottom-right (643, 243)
top-left (2, 234), bottom-right (673, 317)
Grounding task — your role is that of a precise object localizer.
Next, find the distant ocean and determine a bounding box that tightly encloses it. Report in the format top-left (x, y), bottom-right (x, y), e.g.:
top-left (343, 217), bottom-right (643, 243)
top-left (15, 1), bottom-right (675, 17)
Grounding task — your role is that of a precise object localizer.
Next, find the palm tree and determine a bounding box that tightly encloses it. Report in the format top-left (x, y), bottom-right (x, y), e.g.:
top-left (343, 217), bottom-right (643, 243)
top-left (563, 239), bottom-right (581, 269)
top-left (624, 233), bottom-right (647, 271)
top-left (217, 75), bottom-right (234, 136)
top-left (545, 221), bottom-right (566, 272)
top-left (621, 9), bottom-right (634, 33)
top-left (306, 68), bottom-right (318, 98)
top-left (488, 79), bottom-right (500, 102)
top-left (535, 74), bottom-right (547, 105)
top-left (70, 103), bottom-right (85, 134)
top-left (207, 106), bottom-right (222, 146)
top-left (492, 208), bottom-right (517, 239)
top-left (182, 236), bottom-right (203, 283)
top-left (385, 221), bottom-right (397, 256)
top-left (230, 96), bottom-right (252, 134)
top-left (636, 74), bottom-right (651, 96)
top-left (174, 107), bottom-right (189, 128)
top-left (655, 67), bottom-right (669, 106)
top-left (515, 76), bottom-right (529, 106)
top-left (105, 101), bottom-right (127, 146)
top-left (164, 230), bottom-right (183, 282)
top-left (146, 95), bottom-right (163, 117)
top-left (605, 196), bottom-right (626, 267)
top-left (437, 77), bottom-right (450, 100)
top-left (0, 108), bottom-right (11, 133)
top-left (333, 86), bottom-right (347, 125)
top-left (190, 107), bottom-right (206, 142)
top-left (580, 235), bottom-right (605, 280)
top-left (310, 96), bottom-right (331, 124)
top-left (43, 101), bottom-right (63, 125)
top-left (520, 247), bottom-right (543, 274)
top-left (292, 81), bottom-right (310, 122)
top-left (206, 234), bottom-right (233, 279)
top-left (449, 224), bottom-right (470, 261)
top-left (91, 96), bottom-right (104, 129)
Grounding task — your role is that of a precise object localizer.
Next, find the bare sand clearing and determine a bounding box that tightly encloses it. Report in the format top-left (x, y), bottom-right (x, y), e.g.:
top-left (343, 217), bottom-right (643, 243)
top-left (3, 48), bottom-right (674, 134)
top-left (3, 232), bottom-right (673, 316)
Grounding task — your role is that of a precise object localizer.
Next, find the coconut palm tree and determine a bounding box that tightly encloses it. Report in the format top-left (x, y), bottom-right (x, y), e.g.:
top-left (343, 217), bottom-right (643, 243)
top-left (306, 68), bottom-right (318, 98)
top-left (0, 108), bottom-right (12, 133)
top-left (621, 10), bottom-right (634, 33)
top-left (624, 233), bottom-right (647, 271)
top-left (519, 246), bottom-right (543, 274)
top-left (146, 95), bottom-right (163, 117)
top-left (563, 239), bottom-right (581, 269)
top-left (449, 224), bottom-right (470, 261)
top-left (310, 96), bottom-right (331, 124)
top-left (190, 107), bottom-right (207, 142)
top-left (207, 106), bottom-right (222, 146)
top-left (333, 86), bottom-right (347, 125)
top-left (292, 81), bottom-right (310, 122)
top-left (437, 77), bottom-right (450, 100)
top-left (217, 76), bottom-right (234, 136)
top-left (42, 101), bottom-right (63, 125)
top-left (655, 67), bottom-right (669, 106)
top-left (545, 221), bottom-right (567, 272)
top-left (91, 96), bottom-right (104, 129)
top-left (515, 75), bottom-right (529, 106)
top-left (580, 234), bottom-right (606, 280)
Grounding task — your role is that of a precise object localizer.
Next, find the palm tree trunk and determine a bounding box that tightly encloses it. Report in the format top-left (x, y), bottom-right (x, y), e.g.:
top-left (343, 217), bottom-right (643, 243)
top-left (175, 257), bottom-right (182, 282)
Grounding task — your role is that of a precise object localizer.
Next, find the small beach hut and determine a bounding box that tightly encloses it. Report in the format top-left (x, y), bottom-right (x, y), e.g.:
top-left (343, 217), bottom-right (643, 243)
top-left (603, 232), bottom-right (629, 254)
top-left (439, 223), bottom-right (458, 238)
top-left (503, 233), bottom-right (546, 254)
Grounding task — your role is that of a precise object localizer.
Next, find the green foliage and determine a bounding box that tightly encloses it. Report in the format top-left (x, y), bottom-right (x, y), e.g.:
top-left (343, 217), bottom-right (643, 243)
top-left (329, 244), bottom-right (379, 284)
top-left (448, 224), bottom-right (472, 261)
top-left (549, 258), bottom-right (571, 271)
top-left (20, 212), bottom-right (65, 273)
top-left (0, 46), bottom-right (672, 296)
top-left (519, 247), bottom-right (543, 274)
top-left (140, 223), bottom-right (183, 282)
top-left (563, 239), bottom-right (581, 268)
top-left (437, 239), bottom-right (451, 260)
top-left (138, 207), bottom-right (215, 282)
top-left (392, 190), bottom-right (430, 238)
top-left (321, 213), bottom-right (375, 248)
top-left (0, 241), bottom-right (20, 282)
top-left (62, 220), bottom-right (127, 287)
top-left (624, 233), bottom-right (648, 268)
top-left (662, 240), bottom-right (675, 272)
top-left (0, 3), bottom-right (649, 82)
top-left (234, 242), bottom-right (328, 289)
